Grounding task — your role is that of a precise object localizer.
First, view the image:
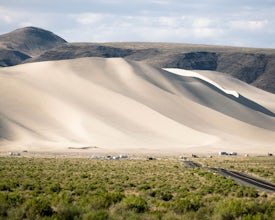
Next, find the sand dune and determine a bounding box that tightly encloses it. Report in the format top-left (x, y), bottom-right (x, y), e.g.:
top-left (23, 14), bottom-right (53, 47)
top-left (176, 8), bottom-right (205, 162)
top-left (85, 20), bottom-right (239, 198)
top-left (194, 70), bottom-right (275, 113)
top-left (0, 57), bottom-right (274, 154)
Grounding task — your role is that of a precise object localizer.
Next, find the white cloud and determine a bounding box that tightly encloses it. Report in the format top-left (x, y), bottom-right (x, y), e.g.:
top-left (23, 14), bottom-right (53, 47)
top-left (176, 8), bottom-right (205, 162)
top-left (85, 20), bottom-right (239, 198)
top-left (0, 6), bottom-right (16, 25)
top-left (99, 0), bottom-right (125, 3)
top-left (151, 0), bottom-right (169, 4)
top-left (192, 28), bottom-right (223, 38)
top-left (0, 15), bottom-right (13, 24)
top-left (0, 6), bottom-right (52, 28)
top-left (230, 20), bottom-right (268, 31)
top-left (157, 16), bottom-right (180, 27)
top-left (71, 13), bottom-right (107, 25)
top-left (192, 18), bottom-right (212, 28)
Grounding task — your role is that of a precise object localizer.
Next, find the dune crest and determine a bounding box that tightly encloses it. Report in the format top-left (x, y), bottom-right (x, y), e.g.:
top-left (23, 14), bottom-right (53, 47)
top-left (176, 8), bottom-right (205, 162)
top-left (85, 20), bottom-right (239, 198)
top-left (0, 57), bottom-right (274, 154)
top-left (163, 68), bottom-right (240, 98)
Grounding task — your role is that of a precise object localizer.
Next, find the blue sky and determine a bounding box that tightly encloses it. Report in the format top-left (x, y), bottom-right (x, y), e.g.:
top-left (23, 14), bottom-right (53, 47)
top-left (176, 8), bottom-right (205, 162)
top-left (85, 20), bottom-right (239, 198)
top-left (0, 0), bottom-right (275, 48)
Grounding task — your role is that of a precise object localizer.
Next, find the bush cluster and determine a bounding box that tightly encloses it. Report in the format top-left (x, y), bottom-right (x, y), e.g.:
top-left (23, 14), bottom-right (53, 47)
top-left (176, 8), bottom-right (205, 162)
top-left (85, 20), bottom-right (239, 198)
top-left (0, 157), bottom-right (274, 219)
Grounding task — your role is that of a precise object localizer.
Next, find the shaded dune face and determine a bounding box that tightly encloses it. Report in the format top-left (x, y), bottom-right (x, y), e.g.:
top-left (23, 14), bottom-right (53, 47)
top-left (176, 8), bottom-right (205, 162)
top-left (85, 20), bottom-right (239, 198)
top-left (0, 57), bottom-right (274, 153)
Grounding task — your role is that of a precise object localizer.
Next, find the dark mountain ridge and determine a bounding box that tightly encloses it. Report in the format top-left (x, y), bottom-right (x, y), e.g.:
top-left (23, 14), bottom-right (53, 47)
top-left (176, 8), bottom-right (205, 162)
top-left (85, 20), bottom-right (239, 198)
top-left (1, 27), bottom-right (275, 93)
top-left (0, 27), bottom-right (66, 66)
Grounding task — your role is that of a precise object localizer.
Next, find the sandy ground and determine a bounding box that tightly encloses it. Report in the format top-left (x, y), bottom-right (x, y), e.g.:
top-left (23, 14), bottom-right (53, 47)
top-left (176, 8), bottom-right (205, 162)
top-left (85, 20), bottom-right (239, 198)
top-left (0, 149), bottom-right (270, 159)
top-left (0, 57), bottom-right (274, 155)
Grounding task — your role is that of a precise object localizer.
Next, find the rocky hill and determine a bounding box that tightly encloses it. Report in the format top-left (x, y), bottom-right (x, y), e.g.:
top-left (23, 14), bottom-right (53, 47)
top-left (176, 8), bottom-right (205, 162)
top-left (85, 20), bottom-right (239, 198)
top-left (0, 27), bottom-right (66, 66)
top-left (1, 27), bottom-right (275, 93)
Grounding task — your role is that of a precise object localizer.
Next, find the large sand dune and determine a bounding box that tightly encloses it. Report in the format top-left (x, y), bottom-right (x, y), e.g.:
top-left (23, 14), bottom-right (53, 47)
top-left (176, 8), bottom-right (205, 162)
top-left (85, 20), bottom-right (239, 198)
top-left (0, 57), bottom-right (274, 154)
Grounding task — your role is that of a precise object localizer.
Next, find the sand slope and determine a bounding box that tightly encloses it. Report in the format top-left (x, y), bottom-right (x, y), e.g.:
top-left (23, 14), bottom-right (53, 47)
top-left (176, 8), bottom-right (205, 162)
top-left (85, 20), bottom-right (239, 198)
top-left (0, 57), bottom-right (274, 154)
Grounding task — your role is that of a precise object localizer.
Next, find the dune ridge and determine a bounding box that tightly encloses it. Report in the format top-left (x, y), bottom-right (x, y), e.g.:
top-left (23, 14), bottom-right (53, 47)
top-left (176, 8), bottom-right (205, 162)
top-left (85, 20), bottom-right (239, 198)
top-left (0, 57), bottom-right (274, 154)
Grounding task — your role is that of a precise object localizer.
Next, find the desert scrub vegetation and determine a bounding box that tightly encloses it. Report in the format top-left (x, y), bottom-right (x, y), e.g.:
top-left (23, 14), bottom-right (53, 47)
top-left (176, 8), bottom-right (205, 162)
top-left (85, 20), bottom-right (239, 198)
top-left (0, 157), bottom-right (274, 219)
top-left (197, 156), bottom-right (275, 183)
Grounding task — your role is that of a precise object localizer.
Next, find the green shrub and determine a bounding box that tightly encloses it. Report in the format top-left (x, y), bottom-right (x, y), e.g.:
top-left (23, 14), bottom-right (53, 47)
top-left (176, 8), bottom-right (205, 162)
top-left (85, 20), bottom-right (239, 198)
top-left (7, 207), bottom-right (25, 220)
top-left (174, 196), bottom-right (202, 214)
top-left (57, 205), bottom-right (82, 220)
top-left (49, 183), bottom-right (62, 193)
top-left (0, 193), bottom-right (24, 208)
top-left (212, 198), bottom-right (274, 220)
top-left (123, 195), bottom-right (148, 213)
top-left (80, 173), bottom-right (89, 179)
top-left (213, 199), bottom-right (242, 220)
top-left (0, 157), bottom-right (274, 219)
top-left (108, 191), bottom-right (125, 204)
top-left (0, 183), bottom-right (11, 191)
top-left (83, 210), bottom-right (109, 220)
top-left (25, 197), bottom-right (53, 219)
top-left (22, 182), bottom-right (36, 191)
top-left (236, 186), bottom-right (259, 198)
top-left (90, 195), bottom-right (112, 210)
top-left (89, 191), bottom-right (124, 210)
top-left (138, 183), bottom-right (151, 191)
top-left (0, 202), bottom-right (8, 217)
top-left (161, 192), bottom-right (173, 201)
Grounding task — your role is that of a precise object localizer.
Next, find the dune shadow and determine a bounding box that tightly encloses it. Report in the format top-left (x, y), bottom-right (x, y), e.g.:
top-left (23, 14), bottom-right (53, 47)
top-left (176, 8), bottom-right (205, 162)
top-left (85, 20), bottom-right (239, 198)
top-left (132, 63), bottom-right (275, 118)
top-left (156, 68), bottom-right (275, 130)
top-left (196, 78), bottom-right (275, 117)
top-left (0, 115), bottom-right (48, 140)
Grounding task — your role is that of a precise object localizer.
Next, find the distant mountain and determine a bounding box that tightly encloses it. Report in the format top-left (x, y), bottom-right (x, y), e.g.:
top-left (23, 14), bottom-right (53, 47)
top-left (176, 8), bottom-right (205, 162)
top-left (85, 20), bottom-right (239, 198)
top-left (1, 27), bottom-right (275, 94)
top-left (0, 27), bottom-right (66, 66)
top-left (0, 49), bottom-right (30, 66)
